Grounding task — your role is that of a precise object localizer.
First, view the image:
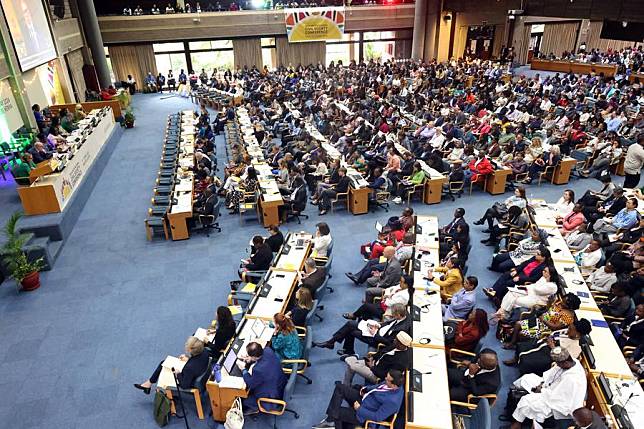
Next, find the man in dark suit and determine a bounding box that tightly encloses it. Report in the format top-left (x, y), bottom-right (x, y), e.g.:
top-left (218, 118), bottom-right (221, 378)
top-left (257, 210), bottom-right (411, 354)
top-left (313, 369), bottom-right (405, 429)
top-left (193, 188), bottom-right (217, 216)
top-left (299, 257), bottom-right (326, 299)
top-left (440, 207), bottom-right (468, 242)
top-left (365, 246), bottom-right (402, 303)
top-left (572, 407), bottom-right (607, 429)
top-left (343, 331), bottom-right (411, 386)
top-left (485, 247), bottom-right (551, 301)
top-left (240, 236), bottom-right (273, 282)
top-left (447, 348), bottom-right (500, 402)
top-left (314, 303), bottom-right (411, 356)
top-left (584, 187), bottom-right (627, 230)
top-left (29, 142), bottom-right (53, 164)
top-left (318, 167), bottom-right (349, 215)
top-left (239, 342), bottom-right (287, 413)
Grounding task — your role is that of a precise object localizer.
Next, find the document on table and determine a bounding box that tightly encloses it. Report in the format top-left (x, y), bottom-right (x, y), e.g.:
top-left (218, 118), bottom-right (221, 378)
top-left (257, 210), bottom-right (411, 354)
top-left (219, 376), bottom-right (246, 389)
top-left (162, 355), bottom-right (186, 372)
top-left (194, 328), bottom-right (215, 343)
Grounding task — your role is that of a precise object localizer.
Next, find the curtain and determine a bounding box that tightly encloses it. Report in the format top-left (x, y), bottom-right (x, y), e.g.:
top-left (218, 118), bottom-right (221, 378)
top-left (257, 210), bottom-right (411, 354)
top-left (66, 50), bottom-right (86, 102)
top-left (541, 22), bottom-right (580, 58)
top-left (233, 39), bottom-right (263, 70)
top-left (108, 44), bottom-right (157, 87)
top-left (585, 21), bottom-right (643, 52)
top-left (275, 37), bottom-right (326, 68)
top-left (512, 22), bottom-right (531, 65)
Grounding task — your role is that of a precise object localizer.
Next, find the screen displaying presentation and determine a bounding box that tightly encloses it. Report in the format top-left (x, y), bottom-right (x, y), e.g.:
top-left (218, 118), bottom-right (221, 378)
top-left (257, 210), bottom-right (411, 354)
top-left (1, 0), bottom-right (57, 71)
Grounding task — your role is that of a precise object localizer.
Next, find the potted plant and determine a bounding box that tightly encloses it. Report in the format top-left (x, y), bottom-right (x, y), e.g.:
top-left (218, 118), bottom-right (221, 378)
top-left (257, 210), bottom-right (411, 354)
top-left (124, 108), bottom-right (135, 128)
top-left (2, 212), bottom-right (44, 291)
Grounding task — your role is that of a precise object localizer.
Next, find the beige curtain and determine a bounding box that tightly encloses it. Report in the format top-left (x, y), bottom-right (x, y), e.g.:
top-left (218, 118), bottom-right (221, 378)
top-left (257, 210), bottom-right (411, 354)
top-left (108, 44), bottom-right (157, 86)
top-left (233, 39), bottom-right (263, 70)
top-left (65, 50), bottom-right (86, 102)
top-left (512, 22), bottom-right (531, 65)
top-left (541, 22), bottom-right (580, 58)
top-left (585, 21), bottom-right (643, 52)
top-left (276, 37), bottom-right (326, 68)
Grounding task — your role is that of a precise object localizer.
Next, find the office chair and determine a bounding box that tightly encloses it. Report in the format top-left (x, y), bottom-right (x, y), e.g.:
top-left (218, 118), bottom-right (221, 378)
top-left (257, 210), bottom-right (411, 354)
top-left (196, 201), bottom-right (222, 237)
top-left (254, 366), bottom-right (300, 428)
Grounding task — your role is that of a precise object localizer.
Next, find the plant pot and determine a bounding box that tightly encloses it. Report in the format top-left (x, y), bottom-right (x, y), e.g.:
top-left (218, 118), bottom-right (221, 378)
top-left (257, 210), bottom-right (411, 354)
top-left (20, 271), bottom-right (40, 291)
top-left (125, 121), bottom-right (135, 129)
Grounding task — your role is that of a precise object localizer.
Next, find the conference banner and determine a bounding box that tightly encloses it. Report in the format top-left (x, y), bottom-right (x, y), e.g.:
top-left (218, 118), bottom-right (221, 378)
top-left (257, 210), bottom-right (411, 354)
top-left (285, 7), bottom-right (345, 43)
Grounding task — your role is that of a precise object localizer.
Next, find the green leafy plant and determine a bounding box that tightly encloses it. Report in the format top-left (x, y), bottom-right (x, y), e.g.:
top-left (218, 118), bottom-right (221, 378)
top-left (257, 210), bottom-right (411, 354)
top-left (2, 212), bottom-right (44, 282)
top-left (124, 108), bottom-right (135, 124)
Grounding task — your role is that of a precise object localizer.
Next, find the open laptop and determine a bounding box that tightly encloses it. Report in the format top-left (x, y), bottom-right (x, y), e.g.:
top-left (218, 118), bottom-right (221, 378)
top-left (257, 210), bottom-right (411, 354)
top-left (223, 348), bottom-right (242, 377)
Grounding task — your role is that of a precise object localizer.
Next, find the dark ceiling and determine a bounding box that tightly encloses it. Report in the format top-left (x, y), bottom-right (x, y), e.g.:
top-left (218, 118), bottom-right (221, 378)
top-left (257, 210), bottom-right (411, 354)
top-left (445, 0), bottom-right (644, 24)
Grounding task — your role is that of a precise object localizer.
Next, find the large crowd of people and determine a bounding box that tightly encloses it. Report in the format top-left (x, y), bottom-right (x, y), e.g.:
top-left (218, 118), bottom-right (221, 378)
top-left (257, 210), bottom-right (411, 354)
top-left (536, 46), bottom-right (643, 74)
top-left (128, 50), bottom-right (644, 428)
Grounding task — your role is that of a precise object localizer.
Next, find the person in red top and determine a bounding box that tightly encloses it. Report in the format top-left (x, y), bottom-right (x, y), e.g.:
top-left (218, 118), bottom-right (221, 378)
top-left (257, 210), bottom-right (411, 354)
top-left (379, 121), bottom-right (390, 134)
top-left (484, 248), bottom-right (551, 302)
top-left (557, 203), bottom-right (586, 236)
top-left (464, 150), bottom-right (494, 184)
top-left (447, 309), bottom-right (490, 352)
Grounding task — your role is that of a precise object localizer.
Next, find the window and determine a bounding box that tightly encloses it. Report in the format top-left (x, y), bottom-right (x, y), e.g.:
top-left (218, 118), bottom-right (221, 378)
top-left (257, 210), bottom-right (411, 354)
top-left (155, 53), bottom-right (188, 75)
top-left (104, 47), bottom-right (116, 83)
top-left (261, 38), bottom-right (276, 70)
top-left (325, 33), bottom-right (360, 66)
top-left (364, 41), bottom-right (396, 61)
top-left (191, 51), bottom-right (234, 73)
top-left (153, 43), bottom-right (185, 53)
top-left (189, 40), bottom-right (233, 51)
top-left (363, 31), bottom-right (397, 41)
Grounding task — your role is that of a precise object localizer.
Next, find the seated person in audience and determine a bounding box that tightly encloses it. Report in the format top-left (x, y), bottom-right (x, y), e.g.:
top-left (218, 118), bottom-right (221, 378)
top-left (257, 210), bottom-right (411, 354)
top-left (280, 174), bottom-right (307, 220)
top-left (506, 153), bottom-right (528, 179)
top-left (446, 308), bottom-right (489, 352)
top-left (286, 287), bottom-right (313, 328)
top-left (439, 207), bottom-right (469, 253)
top-left (503, 347), bottom-right (586, 429)
top-left (463, 149), bottom-right (494, 184)
top-left (312, 369), bottom-right (404, 429)
top-left (571, 407), bottom-right (608, 429)
top-left (239, 235), bottom-right (273, 282)
top-left (481, 205), bottom-right (530, 246)
top-left (489, 228), bottom-right (547, 272)
top-left (342, 331), bottom-right (411, 386)
top-left (578, 174), bottom-right (616, 208)
top-left (265, 225), bottom-right (284, 253)
top-left (226, 165), bottom-right (258, 212)
top-left (343, 274), bottom-right (413, 322)
top-left (583, 186), bottom-right (627, 228)
top-left (311, 158), bottom-right (340, 202)
top-left (11, 153), bottom-right (36, 184)
top-left (484, 247), bottom-right (552, 301)
top-left (59, 108), bottom-right (78, 133)
top-left (237, 342), bottom-right (287, 413)
top-left (47, 126), bottom-right (67, 150)
top-left (608, 237), bottom-right (643, 275)
top-left (474, 186), bottom-right (528, 229)
top-left (313, 303), bottom-right (411, 356)
top-left (346, 233), bottom-right (413, 286)
top-left (205, 306), bottom-right (237, 360)
top-left (504, 318), bottom-right (592, 374)
top-left (501, 293), bottom-right (581, 350)
top-left (316, 167), bottom-right (349, 216)
top-left (362, 246), bottom-right (402, 299)
top-left (298, 257), bottom-right (326, 299)
top-left (601, 218), bottom-right (643, 260)
top-left (391, 161), bottom-right (425, 204)
top-left (426, 257), bottom-right (464, 299)
top-left (399, 207), bottom-right (415, 232)
top-left (447, 348), bottom-right (500, 403)
top-left (522, 145), bottom-right (561, 184)
top-left (145, 73), bottom-right (157, 92)
top-left (134, 336), bottom-right (209, 394)
top-left (587, 261), bottom-right (617, 293)
top-left (192, 187), bottom-right (218, 219)
top-left (552, 189), bottom-right (575, 218)
top-left (312, 222), bottom-right (332, 257)
top-left (597, 281), bottom-right (632, 318)
top-left (492, 265), bottom-right (559, 321)
top-left (565, 223), bottom-right (593, 251)
top-left (574, 239), bottom-right (603, 275)
top-left (443, 276), bottom-right (478, 321)
top-left (557, 203), bottom-right (586, 236)
top-left (592, 197), bottom-right (640, 234)
top-left (270, 313), bottom-right (301, 361)
top-left (611, 303), bottom-right (644, 349)
top-left (29, 141), bottom-right (53, 164)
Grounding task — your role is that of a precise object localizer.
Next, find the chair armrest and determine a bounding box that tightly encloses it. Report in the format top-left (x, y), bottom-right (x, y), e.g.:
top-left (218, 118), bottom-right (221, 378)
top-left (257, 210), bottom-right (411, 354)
top-left (449, 348), bottom-right (476, 365)
top-left (467, 394), bottom-right (497, 407)
top-left (449, 400), bottom-right (478, 410)
top-left (257, 398), bottom-right (286, 415)
top-left (281, 359), bottom-right (309, 372)
top-left (604, 315), bottom-right (625, 323)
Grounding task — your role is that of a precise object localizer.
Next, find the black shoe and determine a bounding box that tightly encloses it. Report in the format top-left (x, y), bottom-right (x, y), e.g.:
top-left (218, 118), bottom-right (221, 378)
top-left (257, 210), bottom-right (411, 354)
top-left (313, 341), bottom-right (334, 349)
top-left (345, 272), bottom-right (359, 284)
top-left (480, 239), bottom-right (490, 244)
top-left (473, 219), bottom-right (485, 225)
top-left (482, 229), bottom-right (491, 234)
top-left (484, 240), bottom-right (498, 247)
top-left (133, 384), bottom-right (151, 394)
top-left (337, 349), bottom-right (354, 356)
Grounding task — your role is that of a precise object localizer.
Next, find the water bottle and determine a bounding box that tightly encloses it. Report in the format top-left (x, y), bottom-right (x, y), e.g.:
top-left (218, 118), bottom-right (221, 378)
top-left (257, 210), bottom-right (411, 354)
top-left (212, 363), bottom-right (222, 383)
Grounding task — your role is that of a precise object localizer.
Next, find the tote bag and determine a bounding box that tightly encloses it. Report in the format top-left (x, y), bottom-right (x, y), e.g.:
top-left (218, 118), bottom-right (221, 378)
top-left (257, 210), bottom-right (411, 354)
top-left (224, 397), bottom-right (245, 429)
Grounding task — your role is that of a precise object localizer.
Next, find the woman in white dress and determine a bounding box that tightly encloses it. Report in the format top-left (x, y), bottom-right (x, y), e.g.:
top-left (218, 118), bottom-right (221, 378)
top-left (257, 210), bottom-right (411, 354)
top-left (493, 265), bottom-right (558, 320)
top-left (552, 189), bottom-right (575, 218)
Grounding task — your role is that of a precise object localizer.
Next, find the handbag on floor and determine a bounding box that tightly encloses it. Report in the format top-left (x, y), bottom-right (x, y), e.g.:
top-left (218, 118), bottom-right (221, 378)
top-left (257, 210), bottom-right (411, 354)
top-left (153, 389), bottom-right (171, 427)
top-left (224, 397), bottom-right (245, 429)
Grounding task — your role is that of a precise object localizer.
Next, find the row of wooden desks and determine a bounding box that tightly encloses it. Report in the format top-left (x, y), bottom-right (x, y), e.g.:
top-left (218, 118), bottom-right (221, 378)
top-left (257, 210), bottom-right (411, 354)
top-left (166, 110), bottom-right (198, 240)
top-left (407, 215), bottom-right (454, 429)
top-left (530, 200), bottom-right (644, 426)
top-left (530, 59), bottom-right (618, 77)
top-left (205, 232), bottom-right (312, 421)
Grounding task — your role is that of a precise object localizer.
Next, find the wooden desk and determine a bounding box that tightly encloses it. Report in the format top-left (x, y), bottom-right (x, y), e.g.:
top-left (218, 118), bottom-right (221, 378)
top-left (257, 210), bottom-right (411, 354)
top-left (348, 187), bottom-right (370, 214)
top-left (423, 176), bottom-right (445, 204)
top-left (486, 168), bottom-right (511, 195)
top-left (552, 158), bottom-right (576, 184)
top-left (587, 373), bottom-right (644, 426)
top-left (530, 59), bottom-right (617, 77)
top-left (628, 72), bottom-right (644, 83)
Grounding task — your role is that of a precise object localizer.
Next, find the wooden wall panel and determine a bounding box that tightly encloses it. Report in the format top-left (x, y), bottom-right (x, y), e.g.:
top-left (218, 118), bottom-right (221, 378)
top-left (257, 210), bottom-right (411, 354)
top-left (98, 6), bottom-right (415, 44)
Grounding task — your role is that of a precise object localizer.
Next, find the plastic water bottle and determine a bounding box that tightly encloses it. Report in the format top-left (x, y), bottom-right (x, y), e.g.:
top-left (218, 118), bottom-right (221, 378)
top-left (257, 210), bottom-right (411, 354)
top-left (212, 363), bottom-right (222, 383)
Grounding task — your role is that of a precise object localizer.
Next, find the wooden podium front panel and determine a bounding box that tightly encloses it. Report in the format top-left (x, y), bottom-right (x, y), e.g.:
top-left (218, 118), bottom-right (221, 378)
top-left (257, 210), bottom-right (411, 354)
top-left (423, 178), bottom-right (444, 204)
top-left (486, 169), bottom-right (511, 195)
top-left (349, 187), bottom-right (370, 214)
top-left (553, 159), bottom-right (576, 185)
top-left (206, 381), bottom-right (248, 422)
top-left (17, 184), bottom-right (61, 215)
top-left (167, 212), bottom-right (191, 240)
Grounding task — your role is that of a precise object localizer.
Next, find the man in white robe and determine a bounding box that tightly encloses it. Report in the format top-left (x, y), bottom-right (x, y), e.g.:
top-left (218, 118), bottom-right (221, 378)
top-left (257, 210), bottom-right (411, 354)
top-left (506, 347), bottom-right (587, 429)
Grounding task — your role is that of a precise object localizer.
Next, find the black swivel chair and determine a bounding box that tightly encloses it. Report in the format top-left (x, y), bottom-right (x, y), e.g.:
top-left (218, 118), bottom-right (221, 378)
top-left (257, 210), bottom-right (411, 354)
top-left (284, 185), bottom-right (309, 224)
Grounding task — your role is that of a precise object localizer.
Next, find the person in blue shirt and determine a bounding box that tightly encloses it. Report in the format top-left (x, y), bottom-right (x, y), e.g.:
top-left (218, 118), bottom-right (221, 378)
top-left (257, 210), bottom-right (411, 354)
top-left (313, 369), bottom-right (404, 429)
top-left (593, 198), bottom-right (639, 234)
top-left (238, 342), bottom-right (287, 413)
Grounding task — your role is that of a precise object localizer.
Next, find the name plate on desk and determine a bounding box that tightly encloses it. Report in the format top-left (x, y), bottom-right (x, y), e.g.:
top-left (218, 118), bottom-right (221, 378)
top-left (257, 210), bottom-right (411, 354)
top-left (411, 369), bottom-right (423, 392)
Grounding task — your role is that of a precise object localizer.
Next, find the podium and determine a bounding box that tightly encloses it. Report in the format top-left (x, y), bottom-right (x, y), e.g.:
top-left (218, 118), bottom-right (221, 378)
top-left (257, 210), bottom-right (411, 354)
top-left (486, 169), bottom-right (511, 195)
top-left (205, 380), bottom-right (248, 421)
top-left (423, 177), bottom-right (445, 204)
top-left (552, 158), bottom-right (576, 185)
top-left (349, 187), bottom-right (370, 214)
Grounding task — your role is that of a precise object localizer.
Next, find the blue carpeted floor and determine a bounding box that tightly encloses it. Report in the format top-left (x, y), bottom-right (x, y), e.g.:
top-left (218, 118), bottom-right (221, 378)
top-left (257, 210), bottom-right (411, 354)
top-left (0, 93), bottom-right (636, 429)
